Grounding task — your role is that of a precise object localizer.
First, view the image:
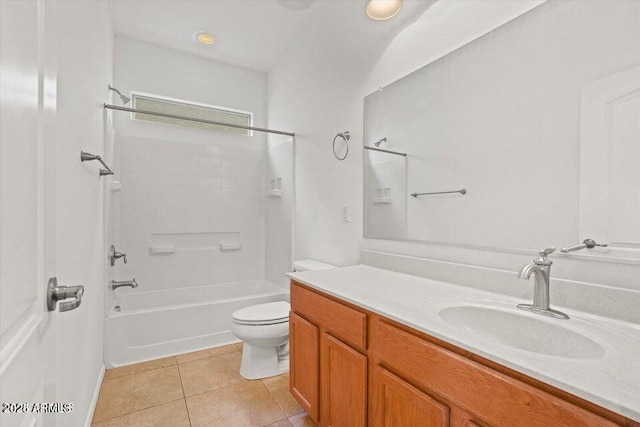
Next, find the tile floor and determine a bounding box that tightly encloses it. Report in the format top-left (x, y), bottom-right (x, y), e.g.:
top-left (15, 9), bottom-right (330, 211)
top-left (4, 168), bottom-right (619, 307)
top-left (92, 343), bottom-right (316, 427)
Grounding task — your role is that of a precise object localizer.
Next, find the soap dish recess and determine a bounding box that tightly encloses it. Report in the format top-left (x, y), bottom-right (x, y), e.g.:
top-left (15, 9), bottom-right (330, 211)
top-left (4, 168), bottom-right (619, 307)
top-left (220, 242), bottom-right (242, 251)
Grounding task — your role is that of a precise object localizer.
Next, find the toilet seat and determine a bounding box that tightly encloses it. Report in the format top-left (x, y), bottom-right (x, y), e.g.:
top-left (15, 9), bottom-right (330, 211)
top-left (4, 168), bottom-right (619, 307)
top-left (232, 301), bottom-right (290, 326)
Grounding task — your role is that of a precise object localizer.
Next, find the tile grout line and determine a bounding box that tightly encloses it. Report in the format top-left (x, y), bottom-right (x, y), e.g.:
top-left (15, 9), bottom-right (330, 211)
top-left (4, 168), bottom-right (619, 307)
top-left (176, 348), bottom-right (240, 366)
top-left (102, 358), bottom-right (178, 381)
top-left (96, 346), bottom-right (242, 425)
top-left (182, 376), bottom-right (256, 400)
top-left (91, 397), bottom-right (185, 425)
top-left (176, 362), bottom-right (194, 427)
top-left (103, 346), bottom-right (241, 382)
top-left (100, 346), bottom-right (302, 427)
top-left (106, 344), bottom-right (241, 372)
top-left (258, 379), bottom-right (289, 424)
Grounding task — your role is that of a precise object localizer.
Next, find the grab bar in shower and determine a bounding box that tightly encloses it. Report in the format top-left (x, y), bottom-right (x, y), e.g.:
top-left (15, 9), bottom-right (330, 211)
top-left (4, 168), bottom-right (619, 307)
top-left (411, 189), bottom-right (467, 197)
top-left (364, 145), bottom-right (407, 157)
top-left (81, 151), bottom-right (114, 176)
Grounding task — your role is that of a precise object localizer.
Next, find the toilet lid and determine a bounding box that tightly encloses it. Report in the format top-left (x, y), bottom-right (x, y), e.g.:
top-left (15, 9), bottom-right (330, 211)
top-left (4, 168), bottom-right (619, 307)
top-left (232, 301), bottom-right (290, 325)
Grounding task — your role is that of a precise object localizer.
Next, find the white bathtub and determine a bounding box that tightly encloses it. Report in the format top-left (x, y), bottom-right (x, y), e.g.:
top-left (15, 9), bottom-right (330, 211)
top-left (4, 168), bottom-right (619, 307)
top-left (105, 280), bottom-right (289, 367)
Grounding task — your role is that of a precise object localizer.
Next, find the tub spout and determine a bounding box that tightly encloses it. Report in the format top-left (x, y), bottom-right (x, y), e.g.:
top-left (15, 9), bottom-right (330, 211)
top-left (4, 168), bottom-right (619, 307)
top-left (111, 279), bottom-right (139, 290)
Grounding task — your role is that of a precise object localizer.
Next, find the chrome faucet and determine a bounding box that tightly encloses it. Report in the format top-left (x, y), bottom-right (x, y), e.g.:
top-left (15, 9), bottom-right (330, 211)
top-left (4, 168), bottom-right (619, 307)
top-left (517, 247), bottom-right (569, 319)
top-left (111, 279), bottom-right (138, 290)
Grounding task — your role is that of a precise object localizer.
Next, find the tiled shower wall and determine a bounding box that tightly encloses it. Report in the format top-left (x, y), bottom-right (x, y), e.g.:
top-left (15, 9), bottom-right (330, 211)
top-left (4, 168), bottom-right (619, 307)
top-left (112, 133), bottom-right (266, 291)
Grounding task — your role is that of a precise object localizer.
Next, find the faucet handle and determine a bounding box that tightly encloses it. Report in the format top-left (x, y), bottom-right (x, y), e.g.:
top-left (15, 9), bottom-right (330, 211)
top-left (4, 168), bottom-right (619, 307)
top-left (535, 247), bottom-right (555, 266)
top-left (561, 238), bottom-right (608, 253)
top-left (538, 247), bottom-right (556, 257)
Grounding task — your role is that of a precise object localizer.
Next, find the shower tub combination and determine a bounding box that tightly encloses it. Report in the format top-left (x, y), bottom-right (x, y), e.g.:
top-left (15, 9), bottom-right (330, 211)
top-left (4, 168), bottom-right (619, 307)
top-left (105, 280), bottom-right (289, 367)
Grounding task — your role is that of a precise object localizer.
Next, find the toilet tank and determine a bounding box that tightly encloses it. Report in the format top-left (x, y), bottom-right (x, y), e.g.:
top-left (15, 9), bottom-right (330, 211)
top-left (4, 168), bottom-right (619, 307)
top-left (292, 259), bottom-right (337, 272)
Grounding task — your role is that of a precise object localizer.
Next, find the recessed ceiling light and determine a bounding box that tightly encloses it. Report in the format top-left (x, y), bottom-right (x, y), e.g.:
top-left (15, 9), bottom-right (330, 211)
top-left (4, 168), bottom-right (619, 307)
top-left (194, 31), bottom-right (215, 45)
top-left (366, 0), bottom-right (402, 21)
top-left (278, 0), bottom-right (314, 11)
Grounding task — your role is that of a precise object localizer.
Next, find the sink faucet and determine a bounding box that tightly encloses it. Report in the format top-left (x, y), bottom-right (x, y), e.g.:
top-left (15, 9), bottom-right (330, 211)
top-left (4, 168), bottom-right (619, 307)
top-left (111, 279), bottom-right (139, 291)
top-left (517, 247), bottom-right (569, 320)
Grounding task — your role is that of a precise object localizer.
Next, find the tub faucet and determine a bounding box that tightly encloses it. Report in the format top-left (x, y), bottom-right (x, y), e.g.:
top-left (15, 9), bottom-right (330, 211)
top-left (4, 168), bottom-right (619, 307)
top-left (517, 247), bottom-right (569, 320)
top-left (111, 279), bottom-right (139, 291)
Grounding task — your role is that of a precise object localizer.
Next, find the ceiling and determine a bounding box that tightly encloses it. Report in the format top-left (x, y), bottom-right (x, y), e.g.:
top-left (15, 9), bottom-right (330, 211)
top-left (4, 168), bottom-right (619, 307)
top-left (109, 0), bottom-right (432, 73)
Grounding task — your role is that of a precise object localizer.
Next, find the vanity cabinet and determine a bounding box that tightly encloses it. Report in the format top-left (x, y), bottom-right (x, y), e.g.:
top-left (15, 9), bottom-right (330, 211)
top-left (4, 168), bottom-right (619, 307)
top-left (290, 282), bottom-right (368, 426)
top-left (290, 281), bottom-right (636, 427)
top-left (371, 316), bottom-right (622, 427)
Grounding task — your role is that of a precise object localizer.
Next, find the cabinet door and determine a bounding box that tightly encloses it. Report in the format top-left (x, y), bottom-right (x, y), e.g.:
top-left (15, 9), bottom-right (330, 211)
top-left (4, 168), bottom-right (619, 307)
top-left (290, 311), bottom-right (320, 422)
top-left (321, 333), bottom-right (367, 427)
top-left (371, 366), bottom-right (449, 427)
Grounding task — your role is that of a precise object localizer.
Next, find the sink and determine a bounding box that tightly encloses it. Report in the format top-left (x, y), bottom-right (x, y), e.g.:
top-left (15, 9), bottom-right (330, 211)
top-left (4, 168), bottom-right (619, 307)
top-left (427, 299), bottom-right (606, 359)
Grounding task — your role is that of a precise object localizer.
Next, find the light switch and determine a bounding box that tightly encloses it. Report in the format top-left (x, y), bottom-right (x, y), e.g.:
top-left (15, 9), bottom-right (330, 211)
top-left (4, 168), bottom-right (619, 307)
top-left (341, 205), bottom-right (350, 222)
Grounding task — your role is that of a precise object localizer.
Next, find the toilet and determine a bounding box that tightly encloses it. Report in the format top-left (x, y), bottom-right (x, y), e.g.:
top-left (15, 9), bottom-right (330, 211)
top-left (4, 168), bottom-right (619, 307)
top-left (231, 259), bottom-right (336, 379)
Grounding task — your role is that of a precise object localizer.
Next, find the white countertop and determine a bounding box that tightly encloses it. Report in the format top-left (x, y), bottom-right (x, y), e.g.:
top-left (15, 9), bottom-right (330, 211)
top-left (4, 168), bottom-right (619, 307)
top-left (287, 265), bottom-right (640, 421)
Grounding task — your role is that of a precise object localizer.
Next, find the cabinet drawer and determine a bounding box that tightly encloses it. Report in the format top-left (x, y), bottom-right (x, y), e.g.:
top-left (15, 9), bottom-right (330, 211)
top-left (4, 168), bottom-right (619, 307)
top-left (373, 319), bottom-right (619, 427)
top-left (291, 282), bottom-right (367, 351)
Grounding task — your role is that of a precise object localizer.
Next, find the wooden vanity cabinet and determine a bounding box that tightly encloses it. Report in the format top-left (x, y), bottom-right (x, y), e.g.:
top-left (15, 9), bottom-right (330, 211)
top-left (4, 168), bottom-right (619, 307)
top-left (290, 281), bottom-right (636, 427)
top-left (370, 315), bottom-right (626, 427)
top-left (290, 281), bottom-right (368, 426)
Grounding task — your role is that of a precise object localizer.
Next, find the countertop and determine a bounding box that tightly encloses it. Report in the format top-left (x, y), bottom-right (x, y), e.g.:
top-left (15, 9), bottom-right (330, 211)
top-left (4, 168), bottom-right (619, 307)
top-left (287, 265), bottom-right (640, 421)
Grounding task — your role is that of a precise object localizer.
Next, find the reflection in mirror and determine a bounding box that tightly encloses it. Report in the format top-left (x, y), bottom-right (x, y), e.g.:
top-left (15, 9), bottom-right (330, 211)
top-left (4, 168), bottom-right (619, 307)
top-left (363, 0), bottom-right (640, 255)
top-left (364, 146), bottom-right (407, 240)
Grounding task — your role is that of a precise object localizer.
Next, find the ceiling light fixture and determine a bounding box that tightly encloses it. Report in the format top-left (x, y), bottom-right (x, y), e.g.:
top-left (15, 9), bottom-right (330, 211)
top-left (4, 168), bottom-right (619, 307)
top-left (194, 31), bottom-right (215, 45)
top-left (366, 0), bottom-right (402, 21)
top-left (278, 0), bottom-right (314, 11)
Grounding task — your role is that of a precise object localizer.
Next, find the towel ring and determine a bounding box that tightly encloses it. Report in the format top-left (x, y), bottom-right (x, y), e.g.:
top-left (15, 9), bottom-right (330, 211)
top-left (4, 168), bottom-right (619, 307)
top-left (333, 131), bottom-right (350, 161)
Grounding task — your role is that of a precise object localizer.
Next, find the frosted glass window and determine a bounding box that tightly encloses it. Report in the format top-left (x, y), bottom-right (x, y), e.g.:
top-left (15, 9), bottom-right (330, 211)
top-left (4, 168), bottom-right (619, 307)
top-left (132, 94), bottom-right (252, 135)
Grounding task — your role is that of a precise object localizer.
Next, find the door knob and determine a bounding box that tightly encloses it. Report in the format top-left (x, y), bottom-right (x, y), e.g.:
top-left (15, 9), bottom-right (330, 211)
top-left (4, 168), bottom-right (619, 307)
top-left (46, 277), bottom-right (84, 312)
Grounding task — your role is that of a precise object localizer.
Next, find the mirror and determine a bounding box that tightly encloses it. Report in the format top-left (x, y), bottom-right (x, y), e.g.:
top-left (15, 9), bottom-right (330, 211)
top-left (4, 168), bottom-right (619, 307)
top-left (364, 0), bottom-right (640, 253)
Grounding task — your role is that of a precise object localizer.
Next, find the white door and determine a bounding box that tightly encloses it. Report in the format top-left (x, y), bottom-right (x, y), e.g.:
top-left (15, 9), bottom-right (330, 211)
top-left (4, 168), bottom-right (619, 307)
top-left (0, 1), bottom-right (62, 426)
top-left (579, 65), bottom-right (640, 251)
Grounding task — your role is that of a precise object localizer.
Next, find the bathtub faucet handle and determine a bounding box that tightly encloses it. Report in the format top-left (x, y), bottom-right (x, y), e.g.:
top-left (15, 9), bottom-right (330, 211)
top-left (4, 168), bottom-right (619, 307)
top-left (47, 277), bottom-right (84, 312)
top-left (110, 245), bottom-right (127, 266)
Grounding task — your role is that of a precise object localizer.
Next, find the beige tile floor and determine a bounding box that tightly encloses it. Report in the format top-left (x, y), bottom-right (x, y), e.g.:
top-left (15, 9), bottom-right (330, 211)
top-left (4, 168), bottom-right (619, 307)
top-left (92, 343), bottom-right (316, 427)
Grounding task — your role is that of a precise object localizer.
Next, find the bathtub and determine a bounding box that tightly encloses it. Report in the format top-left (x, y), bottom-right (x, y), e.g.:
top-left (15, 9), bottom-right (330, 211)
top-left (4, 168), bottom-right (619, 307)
top-left (105, 280), bottom-right (289, 367)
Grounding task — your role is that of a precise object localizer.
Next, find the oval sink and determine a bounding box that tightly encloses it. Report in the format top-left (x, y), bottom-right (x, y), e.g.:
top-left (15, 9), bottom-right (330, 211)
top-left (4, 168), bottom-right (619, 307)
top-left (436, 303), bottom-right (606, 359)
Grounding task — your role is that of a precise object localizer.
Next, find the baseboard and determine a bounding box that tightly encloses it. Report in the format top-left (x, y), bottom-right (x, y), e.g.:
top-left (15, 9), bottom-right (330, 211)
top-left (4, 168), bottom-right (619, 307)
top-left (84, 363), bottom-right (105, 427)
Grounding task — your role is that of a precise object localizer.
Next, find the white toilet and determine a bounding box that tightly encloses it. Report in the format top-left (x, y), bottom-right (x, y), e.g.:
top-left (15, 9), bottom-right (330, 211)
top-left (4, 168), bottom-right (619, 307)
top-left (231, 259), bottom-right (336, 379)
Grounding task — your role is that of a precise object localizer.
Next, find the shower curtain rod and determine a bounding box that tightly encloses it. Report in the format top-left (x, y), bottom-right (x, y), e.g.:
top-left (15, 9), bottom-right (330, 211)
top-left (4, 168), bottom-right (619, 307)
top-left (103, 104), bottom-right (295, 137)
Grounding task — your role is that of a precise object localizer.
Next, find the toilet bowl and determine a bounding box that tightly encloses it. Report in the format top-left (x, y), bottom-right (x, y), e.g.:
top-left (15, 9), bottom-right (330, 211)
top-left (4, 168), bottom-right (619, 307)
top-left (231, 301), bottom-right (291, 379)
top-left (231, 259), bottom-right (337, 379)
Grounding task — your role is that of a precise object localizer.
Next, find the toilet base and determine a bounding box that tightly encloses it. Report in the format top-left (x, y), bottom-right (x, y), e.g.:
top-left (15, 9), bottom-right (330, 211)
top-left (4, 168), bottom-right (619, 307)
top-left (239, 341), bottom-right (289, 380)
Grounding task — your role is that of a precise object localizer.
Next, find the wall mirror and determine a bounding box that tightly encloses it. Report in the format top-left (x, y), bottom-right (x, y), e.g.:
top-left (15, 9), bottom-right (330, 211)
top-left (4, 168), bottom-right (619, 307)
top-left (363, 0), bottom-right (640, 255)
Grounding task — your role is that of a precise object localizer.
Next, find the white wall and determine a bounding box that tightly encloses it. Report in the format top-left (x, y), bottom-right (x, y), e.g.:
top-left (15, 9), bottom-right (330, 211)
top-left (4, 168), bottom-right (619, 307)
top-left (267, 0), bottom-right (544, 267)
top-left (54, 1), bottom-right (113, 425)
top-left (112, 37), bottom-right (272, 292)
top-left (265, 140), bottom-right (294, 287)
